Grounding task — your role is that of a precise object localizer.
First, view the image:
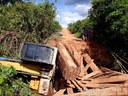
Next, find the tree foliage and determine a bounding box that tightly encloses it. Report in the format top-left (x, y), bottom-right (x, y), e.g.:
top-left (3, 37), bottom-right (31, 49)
top-left (0, 1), bottom-right (61, 58)
top-left (68, 17), bottom-right (93, 37)
top-left (0, 65), bottom-right (31, 96)
top-left (0, 0), bottom-right (23, 5)
top-left (89, 0), bottom-right (128, 57)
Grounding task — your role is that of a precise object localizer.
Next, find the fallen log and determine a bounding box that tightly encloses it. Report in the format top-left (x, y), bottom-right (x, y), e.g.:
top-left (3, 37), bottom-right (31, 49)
top-left (57, 42), bottom-right (80, 80)
top-left (64, 43), bottom-right (81, 67)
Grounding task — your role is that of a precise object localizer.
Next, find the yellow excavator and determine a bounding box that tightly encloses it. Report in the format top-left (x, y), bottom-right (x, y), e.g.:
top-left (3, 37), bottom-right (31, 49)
top-left (0, 42), bottom-right (58, 95)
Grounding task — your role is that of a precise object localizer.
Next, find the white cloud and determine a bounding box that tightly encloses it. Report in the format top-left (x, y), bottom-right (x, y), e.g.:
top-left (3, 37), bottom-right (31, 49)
top-left (56, 14), bottom-right (60, 19)
top-left (60, 11), bottom-right (85, 28)
top-left (75, 4), bottom-right (91, 15)
top-left (56, 3), bottom-right (91, 28)
top-left (62, 11), bottom-right (84, 23)
top-left (55, 14), bottom-right (60, 20)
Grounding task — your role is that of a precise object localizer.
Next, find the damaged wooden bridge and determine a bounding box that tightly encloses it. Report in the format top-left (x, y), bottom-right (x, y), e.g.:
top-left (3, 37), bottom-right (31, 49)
top-left (53, 40), bottom-right (128, 96)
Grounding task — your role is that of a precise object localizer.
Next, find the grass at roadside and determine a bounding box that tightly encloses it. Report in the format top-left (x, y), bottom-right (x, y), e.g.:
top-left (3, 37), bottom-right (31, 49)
top-left (74, 32), bottom-right (81, 38)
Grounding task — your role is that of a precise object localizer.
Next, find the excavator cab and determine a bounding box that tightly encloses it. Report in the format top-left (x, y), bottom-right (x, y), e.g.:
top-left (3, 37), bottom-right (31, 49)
top-left (0, 42), bottom-right (58, 95)
top-left (20, 42), bottom-right (58, 95)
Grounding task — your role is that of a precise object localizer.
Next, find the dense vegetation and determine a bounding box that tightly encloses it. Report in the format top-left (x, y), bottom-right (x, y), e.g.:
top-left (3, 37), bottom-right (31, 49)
top-left (68, 0), bottom-right (128, 58)
top-left (68, 18), bottom-right (93, 37)
top-left (0, 65), bottom-right (31, 96)
top-left (0, 0), bottom-right (61, 58)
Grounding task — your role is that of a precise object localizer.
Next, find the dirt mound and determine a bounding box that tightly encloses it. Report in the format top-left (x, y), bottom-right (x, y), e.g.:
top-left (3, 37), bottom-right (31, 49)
top-left (84, 41), bottom-right (114, 68)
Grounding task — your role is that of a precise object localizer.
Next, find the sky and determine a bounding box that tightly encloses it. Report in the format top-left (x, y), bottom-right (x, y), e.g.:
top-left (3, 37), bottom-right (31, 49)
top-left (36, 0), bottom-right (91, 28)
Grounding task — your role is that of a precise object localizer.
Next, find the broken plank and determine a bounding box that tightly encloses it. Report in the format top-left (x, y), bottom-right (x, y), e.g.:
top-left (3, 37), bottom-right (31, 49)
top-left (66, 80), bottom-right (75, 88)
top-left (100, 67), bottom-right (123, 74)
top-left (81, 70), bottom-right (102, 81)
top-left (74, 79), bottom-right (85, 89)
top-left (89, 74), bottom-right (128, 84)
top-left (90, 72), bottom-right (105, 79)
top-left (79, 55), bottom-right (84, 77)
top-left (84, 63), bottom-right (91, 72)
top-left (60, 87), bottom-right (128, 96)
top-left (78, 63), bottom-right (91, 78)
top-left (67, 88), bottom-right (74, 94)
top-left (66, 84), bottom-right (75, 88)
top-left (71, 80), bottom-right (83, 92)
top-left (83, 54), bottom-right (100, 71)
top-left (83, 83), bottom-right (128, 88)
top-left (54, 89), bottom-right (66, 96)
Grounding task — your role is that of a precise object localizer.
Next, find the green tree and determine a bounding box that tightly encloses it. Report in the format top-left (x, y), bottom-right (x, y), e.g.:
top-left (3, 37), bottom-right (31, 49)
top-left (89, 0), bottom-right (128, 57)
top-left (0, 65), bottom-right (31, 96)
top-left (0, 0), bottom-right (24, 5)
top-left (68, 17), bottom-right (93, 37)
top-left (0, 1), bottom-right (61, 58)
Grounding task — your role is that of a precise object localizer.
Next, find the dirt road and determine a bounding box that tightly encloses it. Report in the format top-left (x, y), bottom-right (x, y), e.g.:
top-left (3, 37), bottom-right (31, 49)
top-left (61, 28), bottom-right (78, 41)
top-left (48, 28), bottom-right (113, 68)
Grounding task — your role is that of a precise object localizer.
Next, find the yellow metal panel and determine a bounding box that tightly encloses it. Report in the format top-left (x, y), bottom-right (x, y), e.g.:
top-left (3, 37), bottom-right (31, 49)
top-left (0, 61), bottom-right (41, 74)
top-left (30, 76), bottom-right (40, 90)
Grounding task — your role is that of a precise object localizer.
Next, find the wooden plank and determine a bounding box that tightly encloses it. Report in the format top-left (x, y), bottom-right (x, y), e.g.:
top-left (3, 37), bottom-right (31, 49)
top-left (67, 88), bottom-right (74, 94)
top-left (54, 89), bottom-right (66, 96)
top-left (100, 67), bottom-right (123, 75)
top-left (74, 79), bottom-right (84, 89)
top-left (81, 80), bottom-right (90, 84)
top-left (84, 63), bottom-right (91, 72)
top-left (83, 54), bottom-right (99, 71)
top-left (67, 84), bottom-right (75, 88)
top-left (98, 73), bottom-right (121, 79)
top-left (60, 87), bottom-right (128, 96)
top-left (78, 63), bottom-right (91, 78)
top-left (91, 70), bottom-right (121, 79)
top-left (66, 80), bottom-right (75, 88)
top-left (71, 80), bottom-right (83, 92)
top-left (78, 64), bottom-right (90, 79)
top-left (89, 74), bottom-right (128, 84)
top-left (79, 55), bottom-right (84, 77)
top-left (83, 83), bottom-right (128, 88)
top-left (90, 72), bottom-right (105, 79)
top-left (81, 70), bottom-right (102, 80)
